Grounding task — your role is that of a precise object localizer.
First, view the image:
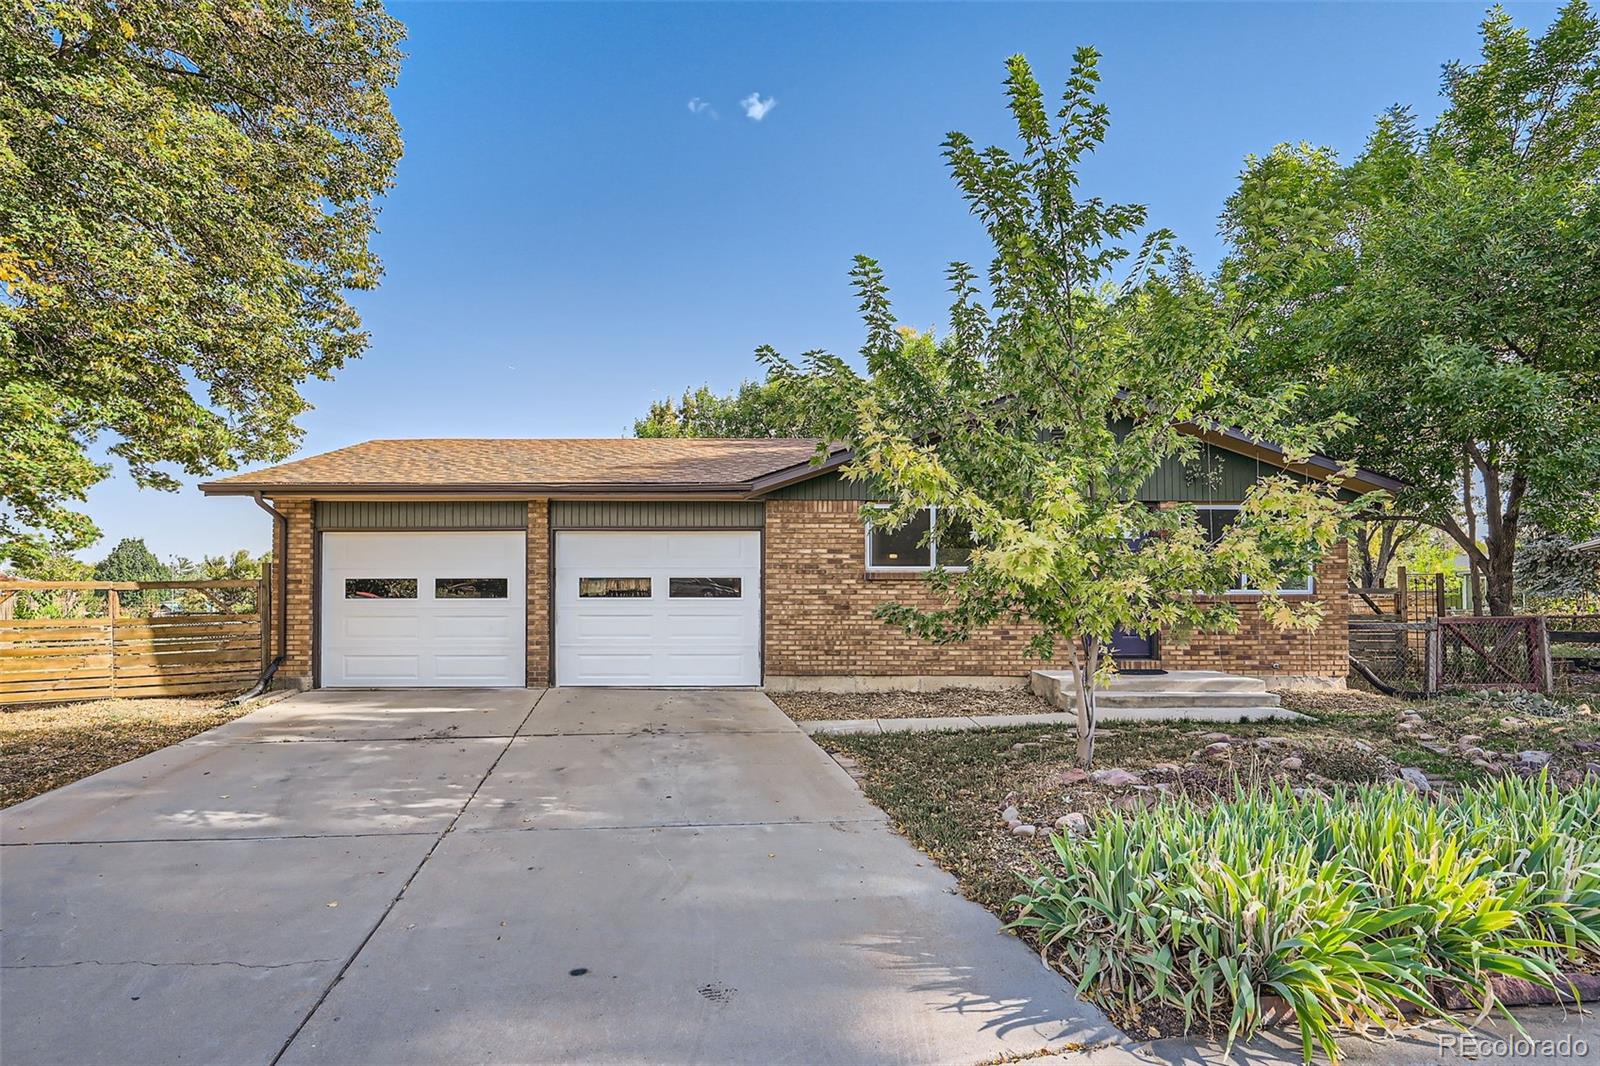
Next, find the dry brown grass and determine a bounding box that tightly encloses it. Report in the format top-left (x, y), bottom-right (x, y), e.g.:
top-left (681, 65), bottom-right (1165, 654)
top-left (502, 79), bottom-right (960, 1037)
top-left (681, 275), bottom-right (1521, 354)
top-left (0, 697), bottom-right (256, 808)
top-left (770, 687), bottom-right (1057, 721)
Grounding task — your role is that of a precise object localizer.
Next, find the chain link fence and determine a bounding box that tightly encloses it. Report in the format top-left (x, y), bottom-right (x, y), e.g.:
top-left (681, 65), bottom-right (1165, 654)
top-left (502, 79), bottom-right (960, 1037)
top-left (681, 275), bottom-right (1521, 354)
top-left (1348, 616), bottom-right (1552, 697)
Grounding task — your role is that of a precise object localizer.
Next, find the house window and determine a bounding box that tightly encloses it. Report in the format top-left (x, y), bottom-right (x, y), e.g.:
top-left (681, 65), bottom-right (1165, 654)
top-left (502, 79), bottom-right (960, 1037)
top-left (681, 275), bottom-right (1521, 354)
top-left (579, 577), bottom-right (651, 598)
top-left (1195, 505), bottom-right (1314, 594)
top-left (435, 578), bottom-right (508, 599)
top-left (345, 578), bottom-right (417, 599)
top-left (865, 506), bottom-right (972, 571)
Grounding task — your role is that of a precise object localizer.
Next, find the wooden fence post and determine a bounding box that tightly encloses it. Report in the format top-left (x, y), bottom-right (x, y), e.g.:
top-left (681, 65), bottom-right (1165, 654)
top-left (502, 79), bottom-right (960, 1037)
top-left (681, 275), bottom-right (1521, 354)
top-left (1535, 616), bottom-right (1554, 694)
top-left (1425, 616), bottom-right (1440, 697)
top-left (1396, 566), bottom-right (1409, 621)
top-left (106, 589), bottom-right (120, 697)
top-left (1434, 573), bottom-right (1446, 619)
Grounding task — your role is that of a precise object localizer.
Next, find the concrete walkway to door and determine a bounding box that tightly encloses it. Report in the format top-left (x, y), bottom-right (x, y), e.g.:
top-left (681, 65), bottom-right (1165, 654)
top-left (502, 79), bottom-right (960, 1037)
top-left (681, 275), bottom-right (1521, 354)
top-left (1, 687), bottom-right (1117, 1065)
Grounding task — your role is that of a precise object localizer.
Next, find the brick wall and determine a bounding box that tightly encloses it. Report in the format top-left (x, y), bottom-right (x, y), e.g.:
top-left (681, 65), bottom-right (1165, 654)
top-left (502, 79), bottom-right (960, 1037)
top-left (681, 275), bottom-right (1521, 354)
top-left (763, 499), bottom-right (1348, 683)
top-left (271, 498), bottom-right (316, 688)
top-left (527, 501), bottom-right (550, 686)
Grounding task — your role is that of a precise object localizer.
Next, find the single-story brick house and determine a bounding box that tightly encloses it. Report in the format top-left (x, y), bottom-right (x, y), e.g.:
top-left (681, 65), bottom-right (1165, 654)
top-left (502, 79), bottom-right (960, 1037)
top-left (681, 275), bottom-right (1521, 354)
top-left (200, 431), bottom-right (1400, 691)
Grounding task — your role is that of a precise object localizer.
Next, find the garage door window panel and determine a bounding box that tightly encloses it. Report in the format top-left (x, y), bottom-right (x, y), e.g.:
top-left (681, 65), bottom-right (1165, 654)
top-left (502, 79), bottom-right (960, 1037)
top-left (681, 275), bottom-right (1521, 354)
top-left (580, 577), bottom-right (652, 598)
top-left (435, 578), bottom-right (509, 599)
top-left (345, 578), bottom-right (417, 599)
top-left (669, 577), bottom-right (742, 598)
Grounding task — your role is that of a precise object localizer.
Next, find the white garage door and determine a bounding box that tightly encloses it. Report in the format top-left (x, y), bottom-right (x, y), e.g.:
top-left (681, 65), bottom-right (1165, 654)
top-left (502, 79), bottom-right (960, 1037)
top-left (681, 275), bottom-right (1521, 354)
top-left (321, 531), bottom-right (526, 687)
top-left (555, 531), bottom-right (761, 686)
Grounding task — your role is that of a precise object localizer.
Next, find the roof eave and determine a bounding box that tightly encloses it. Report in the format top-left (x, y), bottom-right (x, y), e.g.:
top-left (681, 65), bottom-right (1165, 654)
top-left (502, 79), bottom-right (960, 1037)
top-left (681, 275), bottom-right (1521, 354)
top-left (199, 480), bottom-right (762, 498)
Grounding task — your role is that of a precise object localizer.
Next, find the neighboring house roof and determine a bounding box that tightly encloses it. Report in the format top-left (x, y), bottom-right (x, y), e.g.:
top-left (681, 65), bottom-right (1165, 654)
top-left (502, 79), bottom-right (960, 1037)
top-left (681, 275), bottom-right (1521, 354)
top-left (200, 438), bottom-right (836, 496)
top-left (201, 431), bottom-right (1402, 499)
top-left (1576, 537), bottom-right (1600, 554)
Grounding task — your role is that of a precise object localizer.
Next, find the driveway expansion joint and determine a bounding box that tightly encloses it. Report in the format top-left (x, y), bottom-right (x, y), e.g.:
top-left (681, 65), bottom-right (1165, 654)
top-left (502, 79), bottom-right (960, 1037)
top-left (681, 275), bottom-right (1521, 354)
top-left (3, 958), bottom-right (339, 971)
top-left (268, 688), bottom-right (549, 1066)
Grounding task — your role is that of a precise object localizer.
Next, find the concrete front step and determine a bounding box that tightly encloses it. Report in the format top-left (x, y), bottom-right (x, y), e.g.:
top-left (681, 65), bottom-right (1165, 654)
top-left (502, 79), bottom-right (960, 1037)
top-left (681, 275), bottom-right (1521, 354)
top-left (1030, 669), bottom-right (1269, 706)
top-left (1073, 689), bottom-right (1282, 710)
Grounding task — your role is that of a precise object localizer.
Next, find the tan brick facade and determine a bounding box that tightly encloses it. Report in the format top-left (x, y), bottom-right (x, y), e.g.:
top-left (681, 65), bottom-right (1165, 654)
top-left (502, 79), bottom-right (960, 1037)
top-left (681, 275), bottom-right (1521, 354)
top-left (270, 498), bottom-right (316, 688)
top-left (526, 501), bottom-right (551, 686)
top-left (762, 499), bottom-right (1348, 684)
top-left (268, 494), bottom-right (1347, 691)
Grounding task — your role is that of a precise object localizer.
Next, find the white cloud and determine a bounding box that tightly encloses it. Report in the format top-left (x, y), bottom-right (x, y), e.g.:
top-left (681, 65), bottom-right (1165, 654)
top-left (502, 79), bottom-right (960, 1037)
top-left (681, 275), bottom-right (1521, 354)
top-left (687, 97), bottom-right (718, 119)
top-left (740, 92), bottom-right (777, 121)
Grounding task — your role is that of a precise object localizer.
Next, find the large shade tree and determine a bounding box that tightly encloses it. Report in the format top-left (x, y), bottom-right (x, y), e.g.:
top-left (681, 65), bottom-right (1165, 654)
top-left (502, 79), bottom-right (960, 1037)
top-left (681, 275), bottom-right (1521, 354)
top-left (1221, 1), bottom-right (1600, 614)
top-left (764, 52), bottom-right (1363, 767)
top-left (0, 0), bottom-right (406, 568)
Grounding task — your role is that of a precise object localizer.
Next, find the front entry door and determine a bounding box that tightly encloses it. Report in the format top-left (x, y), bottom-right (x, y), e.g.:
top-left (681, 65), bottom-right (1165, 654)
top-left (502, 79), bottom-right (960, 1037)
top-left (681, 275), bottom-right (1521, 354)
top-left (1110, 627), bottom-right (1156, 660)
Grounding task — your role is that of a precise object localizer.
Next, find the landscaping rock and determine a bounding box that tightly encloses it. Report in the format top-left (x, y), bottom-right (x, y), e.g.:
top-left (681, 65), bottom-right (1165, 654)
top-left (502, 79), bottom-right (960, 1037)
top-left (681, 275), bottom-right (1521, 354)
top-left (1201, 742), bottom-right (1233, 761)
top-left (1279, 756), bottom-right (1304, 771)
top-left (1090, 767), bottom-right (1143, 788)
top-left (1293, 786), bottom-right (1329, 800)
top-left (1348, 739), bottom-right (1376, 754)
top-left (1398, 767), bottom-right (1432, 793)
top-left (1001, 805), bottom-right (1021, 824)
top-left (1518, 750), bottom-right (1553, 768)
top-left (1051, 768), bottom-right (1090, 786)
top-left (1011, 823), bottom-right (1037, 837)
top-left (1200, 732), bottom-right (1232, 743)
top-left (1461, 746), bottom-right (1487, 761)
top-left (1457, 734), bottom-right (1483, 750)
top-left (1057, 812), bottom-right (1090, 836)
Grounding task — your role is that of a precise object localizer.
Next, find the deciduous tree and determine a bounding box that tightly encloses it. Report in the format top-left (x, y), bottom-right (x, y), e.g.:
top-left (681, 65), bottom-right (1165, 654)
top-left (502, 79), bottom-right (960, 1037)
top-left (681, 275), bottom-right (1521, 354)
top-left (1222, 1), bottom-right (1600, 614)
top-left (764, 53), bottom-right (1362, 766)
top-left (1, 0), bottom-right (406, 566)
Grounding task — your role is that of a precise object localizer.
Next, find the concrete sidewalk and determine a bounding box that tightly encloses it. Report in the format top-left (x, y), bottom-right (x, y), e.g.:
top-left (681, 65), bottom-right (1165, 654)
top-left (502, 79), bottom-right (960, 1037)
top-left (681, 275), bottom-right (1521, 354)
top-left (1, 686), bottom-right (1117, 1065)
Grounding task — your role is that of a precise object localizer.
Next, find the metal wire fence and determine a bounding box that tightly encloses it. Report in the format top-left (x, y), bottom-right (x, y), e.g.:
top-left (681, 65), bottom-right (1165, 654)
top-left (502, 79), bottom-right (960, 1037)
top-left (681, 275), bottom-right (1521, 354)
top-left (1348, 616), bottom-right (1552, 697)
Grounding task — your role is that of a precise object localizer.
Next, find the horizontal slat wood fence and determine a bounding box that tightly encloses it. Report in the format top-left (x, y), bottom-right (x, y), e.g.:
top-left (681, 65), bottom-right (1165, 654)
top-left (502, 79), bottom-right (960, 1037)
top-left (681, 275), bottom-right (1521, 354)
top-left (0, 579), bottom-right (268, 706)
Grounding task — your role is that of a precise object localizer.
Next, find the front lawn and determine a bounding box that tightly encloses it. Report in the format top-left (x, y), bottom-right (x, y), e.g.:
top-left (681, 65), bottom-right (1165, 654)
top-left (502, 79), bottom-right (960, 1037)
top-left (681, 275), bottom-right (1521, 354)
top-left (0, 696), bottom-right (262, 808)
top-left (815, 688), bottom-right (1600, 1053)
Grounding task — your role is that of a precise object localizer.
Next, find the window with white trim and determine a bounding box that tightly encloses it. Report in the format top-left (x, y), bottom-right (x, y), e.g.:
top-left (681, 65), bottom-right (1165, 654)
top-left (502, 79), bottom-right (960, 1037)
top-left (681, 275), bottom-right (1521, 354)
top-left (865, 506), bottom-right (972, 571)
top-left (1195, 505), bottom-right (1314, 594)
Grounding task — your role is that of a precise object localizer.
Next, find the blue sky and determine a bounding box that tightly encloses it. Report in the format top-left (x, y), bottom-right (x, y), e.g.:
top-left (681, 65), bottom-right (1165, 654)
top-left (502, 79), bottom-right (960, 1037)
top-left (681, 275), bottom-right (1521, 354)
top-left (85, 1), bottom-right (1558, 562)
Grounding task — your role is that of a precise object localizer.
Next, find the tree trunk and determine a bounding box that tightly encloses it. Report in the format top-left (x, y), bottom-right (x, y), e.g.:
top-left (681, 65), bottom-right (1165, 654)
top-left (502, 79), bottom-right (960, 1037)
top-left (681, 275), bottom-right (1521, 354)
top-left (1484, 532), bottom-right (1518, 616)
top-left (1074, 635), bottom-right (1100, 768)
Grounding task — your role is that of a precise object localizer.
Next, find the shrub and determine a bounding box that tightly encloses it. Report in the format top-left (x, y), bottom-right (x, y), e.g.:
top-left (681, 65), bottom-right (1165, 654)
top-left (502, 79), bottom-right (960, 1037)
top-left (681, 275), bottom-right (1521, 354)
top-left (1010, 775), bottom-right (1600, 1062)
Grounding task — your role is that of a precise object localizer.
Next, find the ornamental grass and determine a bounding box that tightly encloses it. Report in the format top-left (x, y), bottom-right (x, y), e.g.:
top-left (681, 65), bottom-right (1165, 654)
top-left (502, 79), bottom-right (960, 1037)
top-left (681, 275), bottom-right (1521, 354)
top-left (1010, 774), bottom-right (1600, 1062)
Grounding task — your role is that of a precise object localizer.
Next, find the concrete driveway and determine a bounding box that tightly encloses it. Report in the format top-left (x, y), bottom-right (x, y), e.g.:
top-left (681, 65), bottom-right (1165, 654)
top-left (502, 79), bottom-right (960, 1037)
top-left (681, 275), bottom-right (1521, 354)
top-left (1, 687), bottom-right (1116, 1065)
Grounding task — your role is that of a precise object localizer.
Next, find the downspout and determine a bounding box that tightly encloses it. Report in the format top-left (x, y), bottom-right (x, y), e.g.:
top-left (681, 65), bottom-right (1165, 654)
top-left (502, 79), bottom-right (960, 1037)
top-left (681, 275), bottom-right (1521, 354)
top-left (229, 492), bottom-right (290, 703)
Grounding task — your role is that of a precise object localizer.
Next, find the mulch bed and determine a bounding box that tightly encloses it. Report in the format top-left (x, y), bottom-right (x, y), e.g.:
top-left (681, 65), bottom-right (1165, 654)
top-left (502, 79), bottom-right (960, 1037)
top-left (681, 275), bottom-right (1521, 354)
top-left (770, 686), bottom-right (1058, 721)
top-left (0, 696), bottom-right (260, 807)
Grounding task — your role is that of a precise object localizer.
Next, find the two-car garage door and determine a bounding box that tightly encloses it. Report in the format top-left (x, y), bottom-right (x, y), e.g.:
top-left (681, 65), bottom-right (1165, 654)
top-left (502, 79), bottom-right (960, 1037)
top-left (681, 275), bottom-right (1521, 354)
top-left (319, 528), bottom-right (760, 687)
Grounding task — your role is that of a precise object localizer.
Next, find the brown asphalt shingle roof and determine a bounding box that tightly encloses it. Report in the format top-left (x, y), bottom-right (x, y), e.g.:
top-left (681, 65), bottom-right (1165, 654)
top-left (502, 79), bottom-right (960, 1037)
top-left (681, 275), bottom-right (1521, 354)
top-left (200, 438), bottom-right (830, 494)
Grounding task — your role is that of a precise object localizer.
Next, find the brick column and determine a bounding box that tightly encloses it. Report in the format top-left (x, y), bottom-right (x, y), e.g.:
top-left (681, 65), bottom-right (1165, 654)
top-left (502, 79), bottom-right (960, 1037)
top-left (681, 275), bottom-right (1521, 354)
top-left (526, 501), bottom-right (551, 686)
top-left (271, 497), bottom-right (315, 689)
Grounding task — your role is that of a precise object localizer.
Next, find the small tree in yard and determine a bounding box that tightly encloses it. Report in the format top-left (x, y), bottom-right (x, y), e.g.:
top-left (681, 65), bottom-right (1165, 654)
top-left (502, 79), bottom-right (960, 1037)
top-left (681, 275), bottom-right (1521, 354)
top-left (764, 52), bottom-right (1366, 767)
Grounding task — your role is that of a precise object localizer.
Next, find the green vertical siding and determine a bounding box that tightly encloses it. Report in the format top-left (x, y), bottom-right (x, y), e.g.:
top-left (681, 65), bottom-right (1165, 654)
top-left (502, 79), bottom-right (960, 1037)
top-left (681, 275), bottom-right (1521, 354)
top-left (315, 500), bottom-right (528, 530)
top-left (760, 471), bottom-right (877, 501)
top-left (762, 445), bottom-right (1298, 503)
top-left (550, 500), bottom-right (765, 529)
